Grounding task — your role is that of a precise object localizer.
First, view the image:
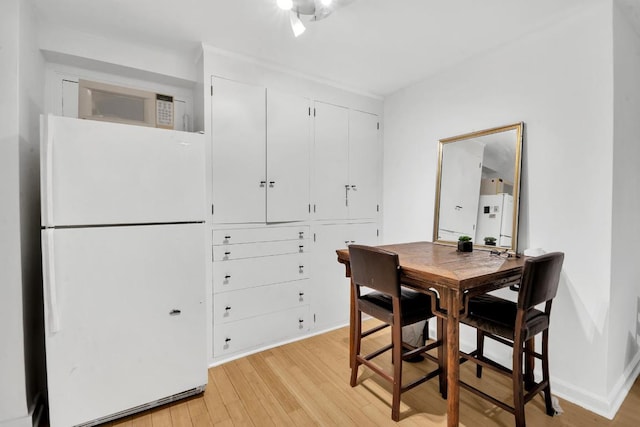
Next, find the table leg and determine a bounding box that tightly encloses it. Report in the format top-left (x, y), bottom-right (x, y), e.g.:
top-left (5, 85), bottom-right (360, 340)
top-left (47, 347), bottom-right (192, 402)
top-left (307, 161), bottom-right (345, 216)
top-left (446, 290), bottom-right (462, 427)
top-left (437, 317), bottom-right (447, 398)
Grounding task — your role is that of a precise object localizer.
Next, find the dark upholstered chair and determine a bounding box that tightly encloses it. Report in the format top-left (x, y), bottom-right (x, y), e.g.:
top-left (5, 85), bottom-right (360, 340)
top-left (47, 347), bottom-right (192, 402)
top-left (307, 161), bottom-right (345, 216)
top-left (348, 244), bottom-right (442, 421)
top-left (460, 252), bottom-right (565, 427)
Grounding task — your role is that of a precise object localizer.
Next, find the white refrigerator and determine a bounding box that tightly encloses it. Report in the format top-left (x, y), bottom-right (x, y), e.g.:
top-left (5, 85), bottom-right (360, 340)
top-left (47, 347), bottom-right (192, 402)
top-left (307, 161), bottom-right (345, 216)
top-left (476, 193), bottom-right (514, 247)
top-left (40, 115), bottom-right (208, 427)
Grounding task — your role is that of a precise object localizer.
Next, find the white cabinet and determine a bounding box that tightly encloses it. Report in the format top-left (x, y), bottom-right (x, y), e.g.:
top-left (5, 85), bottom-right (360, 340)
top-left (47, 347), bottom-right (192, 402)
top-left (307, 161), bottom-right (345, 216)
top-left (211, 77), bottom-right (265, 223)
top-left (312, 102), bottom-right (380, 220)
top-left (312, 102), bottom-right (349, 220)
top-left (348, 110), bottom-right (380, 219)
top-left (211, 77), bottom-right (310, 224)
top-left (312, 222), bottom-right (378, 331)
top-left (266, 89), bottom-right (311, 222)
top-left (212, 225), bottom-right (311, 360)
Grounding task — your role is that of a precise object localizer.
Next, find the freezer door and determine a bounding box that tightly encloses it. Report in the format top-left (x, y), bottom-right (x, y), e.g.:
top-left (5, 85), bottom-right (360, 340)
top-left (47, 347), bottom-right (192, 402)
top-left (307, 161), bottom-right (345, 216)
top-left (41, 115), bottom-right (206, 227)
top-left (42, 224), bottom-right (207, 427)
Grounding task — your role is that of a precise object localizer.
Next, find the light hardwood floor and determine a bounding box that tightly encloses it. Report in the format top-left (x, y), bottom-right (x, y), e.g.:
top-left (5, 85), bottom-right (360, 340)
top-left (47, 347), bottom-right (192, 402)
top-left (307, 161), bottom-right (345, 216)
top-left (106, 320), bottom-right (639, 426)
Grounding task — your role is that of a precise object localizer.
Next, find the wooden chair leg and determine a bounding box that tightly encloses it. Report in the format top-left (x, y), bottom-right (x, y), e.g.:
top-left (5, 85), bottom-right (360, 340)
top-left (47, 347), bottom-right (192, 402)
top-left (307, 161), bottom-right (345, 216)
top-left (423, 318), bottom-right (430, 342)
top-left (391, 322), bottom-right (403, 421)
top-left (513, 339), bottom-right (526, 427)
top-left (524, 337), bottom-right (535, 391)
top-left (350, 310), bottom-right (362, 387)
top-left (542, 329), bottom-right (555, 416)
top-left (476, 330), bottom-right (485, 378)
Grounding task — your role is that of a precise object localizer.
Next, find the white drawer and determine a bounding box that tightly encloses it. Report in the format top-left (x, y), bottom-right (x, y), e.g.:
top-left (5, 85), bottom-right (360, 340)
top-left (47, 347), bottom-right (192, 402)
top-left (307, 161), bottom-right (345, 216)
top-left (213, 306), bottom-right (310, 357)
top-left (213, 253), bottom-right (308, 293)
top-left (212, 239), bottom-right (309, 261)
top-left (213, 225), bottom-right (309, 245)
top-left (214, 280), bottom-right (309, 324)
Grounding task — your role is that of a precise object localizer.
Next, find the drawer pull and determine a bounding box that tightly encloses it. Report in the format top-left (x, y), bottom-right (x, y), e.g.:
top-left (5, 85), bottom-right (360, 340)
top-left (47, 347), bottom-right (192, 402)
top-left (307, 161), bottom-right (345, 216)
top-left (224, 275), bottom-right (231, 280)
top-left (169, 309), bottom-right (181, 316)
top-left (298, 318), bottom-right (304, 324)
top-left (299, 245), bottom-right (304, 253)
top-left (225, 306), bottom-right (231, 311)
top-left (259, 181), bottom-right (266, 187)
top-left (298, 231), bottom-right (304, 238)
top-left (299, 292), bottom-right (305, 298)
top-left (225, 337), bottom-right (231, 343)
top-left (298, 265), bottom-right (304, 273)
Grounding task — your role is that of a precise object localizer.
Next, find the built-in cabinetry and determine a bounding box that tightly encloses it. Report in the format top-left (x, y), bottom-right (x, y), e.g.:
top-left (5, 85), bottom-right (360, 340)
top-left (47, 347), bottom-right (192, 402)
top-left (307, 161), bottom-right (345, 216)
top-left (211, 76), bottom-right (310, 224)
top-left (312, 102), bottom-right (380, 220)
top-left (212, 225), bottom-right (311, 358)
top-left (209, 74), bottom-right (381, 364)
top-left (312, 222), bottom-right (379, 330)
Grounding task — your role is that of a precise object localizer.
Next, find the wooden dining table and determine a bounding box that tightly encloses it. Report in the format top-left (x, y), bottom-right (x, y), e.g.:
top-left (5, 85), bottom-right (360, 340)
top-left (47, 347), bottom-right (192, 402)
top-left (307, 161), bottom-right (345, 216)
top-left (336, 241), bottom-right (526, 427)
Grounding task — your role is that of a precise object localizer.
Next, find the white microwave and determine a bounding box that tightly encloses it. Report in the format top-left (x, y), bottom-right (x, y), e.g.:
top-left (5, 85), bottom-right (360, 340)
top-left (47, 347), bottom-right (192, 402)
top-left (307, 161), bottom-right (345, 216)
top-left (78, 79), bottom-right (174, 129)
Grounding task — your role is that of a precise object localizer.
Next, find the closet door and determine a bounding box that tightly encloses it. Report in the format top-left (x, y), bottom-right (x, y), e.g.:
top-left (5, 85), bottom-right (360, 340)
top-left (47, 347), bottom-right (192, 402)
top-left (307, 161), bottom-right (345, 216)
top-left (312, 102), bottom-right (349, 220)
top-left (348, 110), bottom-right (380, 219)
top-left (211, 77), bottom-right (265, 223)
top-left (266, 89), bottom-right (311, 222)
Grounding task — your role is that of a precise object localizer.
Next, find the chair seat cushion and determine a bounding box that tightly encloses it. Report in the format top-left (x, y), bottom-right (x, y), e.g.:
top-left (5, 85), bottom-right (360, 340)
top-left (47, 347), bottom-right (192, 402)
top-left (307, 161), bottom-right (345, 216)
top-left (462, 294), bottom-right (549, 340)
top-left (359, 288), bottom-right (434, 326)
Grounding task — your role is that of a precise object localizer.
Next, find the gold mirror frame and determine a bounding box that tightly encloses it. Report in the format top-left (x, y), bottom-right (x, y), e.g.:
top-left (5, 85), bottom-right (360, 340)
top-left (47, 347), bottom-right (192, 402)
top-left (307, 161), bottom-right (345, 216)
top-left (433, 122), bottom-right (523, 253)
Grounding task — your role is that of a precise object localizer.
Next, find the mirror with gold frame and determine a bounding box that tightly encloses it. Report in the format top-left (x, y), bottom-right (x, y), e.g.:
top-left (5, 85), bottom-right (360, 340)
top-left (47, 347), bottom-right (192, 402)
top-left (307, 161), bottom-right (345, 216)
top-left (433, 122), bottom-right (523, 253)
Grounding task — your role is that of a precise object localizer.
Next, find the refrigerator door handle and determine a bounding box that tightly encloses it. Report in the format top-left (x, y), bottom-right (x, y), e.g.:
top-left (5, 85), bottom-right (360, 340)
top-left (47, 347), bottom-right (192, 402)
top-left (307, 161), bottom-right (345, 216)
top-left (43, 229), bottom-right (61, 334)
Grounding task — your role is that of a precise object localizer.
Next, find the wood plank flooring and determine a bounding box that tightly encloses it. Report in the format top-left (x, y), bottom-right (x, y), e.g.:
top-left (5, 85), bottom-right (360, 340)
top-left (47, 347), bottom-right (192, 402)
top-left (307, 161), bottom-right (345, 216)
top-left (106, 320), bottom-right (640, 426)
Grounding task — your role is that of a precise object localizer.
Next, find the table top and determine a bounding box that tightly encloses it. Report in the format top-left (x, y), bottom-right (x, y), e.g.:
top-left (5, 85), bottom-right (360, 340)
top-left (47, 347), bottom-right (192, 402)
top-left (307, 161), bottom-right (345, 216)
top-left (336, 241), bottom-right (526, 292)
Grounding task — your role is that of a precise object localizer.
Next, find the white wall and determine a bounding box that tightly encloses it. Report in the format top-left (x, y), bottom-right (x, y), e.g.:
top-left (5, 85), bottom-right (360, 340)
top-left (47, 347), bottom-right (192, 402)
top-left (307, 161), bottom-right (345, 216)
top-left (609, 0), bottom-right (640, 414)
top-left (0, 0), bottom-right (29, 421)
top-left (1, 0), bottom-right (45, 425)
top-left (383, 1), bottom-right (618, 417)
top-left (18, 0), bottom-right (46, 418)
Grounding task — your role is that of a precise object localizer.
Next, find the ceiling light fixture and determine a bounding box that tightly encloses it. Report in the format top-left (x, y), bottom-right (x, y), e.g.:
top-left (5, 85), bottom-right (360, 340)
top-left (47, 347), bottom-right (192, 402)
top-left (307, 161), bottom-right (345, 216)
top-left (289, 11), bottom-right (306, 37)
top-left (279, 0), bottom-right (356, 37)
top-left (277, 0), bottom-right (293, 10)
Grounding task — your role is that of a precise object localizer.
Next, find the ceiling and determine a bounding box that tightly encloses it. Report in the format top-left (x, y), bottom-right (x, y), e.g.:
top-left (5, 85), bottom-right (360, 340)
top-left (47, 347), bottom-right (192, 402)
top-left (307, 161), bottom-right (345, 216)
top-left (33, 0), bottom-right (607, 97)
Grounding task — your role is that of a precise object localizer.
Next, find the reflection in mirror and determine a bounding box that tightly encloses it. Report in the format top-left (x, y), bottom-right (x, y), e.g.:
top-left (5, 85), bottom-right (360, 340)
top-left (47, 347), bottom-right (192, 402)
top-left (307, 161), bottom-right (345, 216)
top-left (433, 123), bottom-right (523, 253)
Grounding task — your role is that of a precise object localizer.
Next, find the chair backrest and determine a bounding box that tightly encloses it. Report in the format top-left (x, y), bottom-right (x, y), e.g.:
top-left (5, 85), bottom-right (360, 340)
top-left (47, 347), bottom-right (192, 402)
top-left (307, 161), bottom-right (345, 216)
top-left (349, 245), bottom-right (402, 298)
top-left (517, 252), bottom-right (565, 310)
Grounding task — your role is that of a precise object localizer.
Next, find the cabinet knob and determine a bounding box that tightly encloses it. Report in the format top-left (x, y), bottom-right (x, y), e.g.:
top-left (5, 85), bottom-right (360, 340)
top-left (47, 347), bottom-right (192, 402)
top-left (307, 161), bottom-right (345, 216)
top-left (169, 309), bottom-right (181, 316)
top-left (351, 185), bottom-right (357, 190)
top-left (224, 275), bottom-right (231, 279)
top-left (345, 184), bottom-right (350, 190)
top-left (298, 318), bottom-right (304, 324)
top-left (299, 245), bottom-right (304, 253)
top-left (269, 181), bottom-right (275, 188)
top-left (299, 292), bottom-right (304, 297)
top-left (259, 181), bottom-right (266, 187)
top-left (225, 306), bottom-right (231, 311)
top-left (225, 337), bottom-right (231, 343)
top-left (298, 231), bottom-right (304, 238)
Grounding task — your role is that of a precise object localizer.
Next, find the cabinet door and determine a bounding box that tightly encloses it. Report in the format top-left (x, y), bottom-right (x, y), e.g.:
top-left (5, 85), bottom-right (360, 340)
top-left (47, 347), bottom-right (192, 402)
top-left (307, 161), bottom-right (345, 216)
top-left (211, 77), bottom-right (265, 223)
top-left (266, 90), bottom-right (310, 222)
top-left (311, 222), bottom-right (378, 331)
top-left (313, 102), bottom-right (349, 220)
top-left (348, 110), bottom-right (380, 219)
